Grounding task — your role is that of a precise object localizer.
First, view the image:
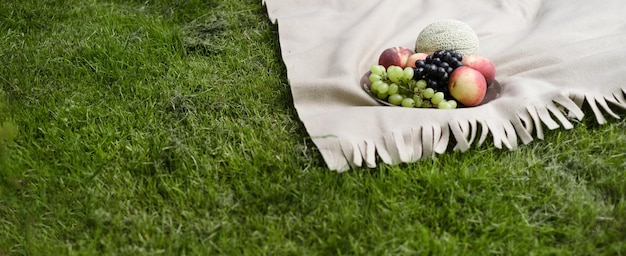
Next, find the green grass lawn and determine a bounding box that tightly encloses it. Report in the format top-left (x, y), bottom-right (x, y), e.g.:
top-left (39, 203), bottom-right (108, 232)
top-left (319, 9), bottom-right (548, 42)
top-left (1, 0), bottom-right (625, 255)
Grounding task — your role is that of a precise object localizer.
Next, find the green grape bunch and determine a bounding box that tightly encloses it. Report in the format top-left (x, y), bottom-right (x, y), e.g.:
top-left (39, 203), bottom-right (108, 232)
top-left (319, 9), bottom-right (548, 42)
top-left (368, 64), bottom-right (458, 109)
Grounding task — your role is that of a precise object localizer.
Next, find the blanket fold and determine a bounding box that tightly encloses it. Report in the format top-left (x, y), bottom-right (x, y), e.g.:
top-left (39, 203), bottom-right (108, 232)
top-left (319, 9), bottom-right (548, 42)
top-left (264, 0), bottom-right (626, 171)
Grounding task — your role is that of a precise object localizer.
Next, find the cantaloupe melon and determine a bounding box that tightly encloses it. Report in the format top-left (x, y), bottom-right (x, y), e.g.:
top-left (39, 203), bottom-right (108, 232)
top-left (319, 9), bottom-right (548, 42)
top-left (415, 20), bottom-right (479, 57)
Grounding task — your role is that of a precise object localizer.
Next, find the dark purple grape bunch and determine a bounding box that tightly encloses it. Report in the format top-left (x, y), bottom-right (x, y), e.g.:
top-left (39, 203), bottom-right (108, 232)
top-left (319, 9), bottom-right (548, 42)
top-left (412, 50), bottom-right (464, 93)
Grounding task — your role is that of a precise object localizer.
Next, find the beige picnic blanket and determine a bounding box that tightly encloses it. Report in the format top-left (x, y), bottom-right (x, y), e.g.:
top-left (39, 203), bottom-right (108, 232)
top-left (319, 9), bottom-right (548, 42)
top-left (263, 0), bottom-right (626, 172)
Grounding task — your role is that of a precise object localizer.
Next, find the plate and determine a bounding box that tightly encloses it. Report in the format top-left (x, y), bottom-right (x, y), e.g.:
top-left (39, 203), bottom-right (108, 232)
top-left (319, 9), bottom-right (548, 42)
top-left (361, 70), bottom-right (502, 108)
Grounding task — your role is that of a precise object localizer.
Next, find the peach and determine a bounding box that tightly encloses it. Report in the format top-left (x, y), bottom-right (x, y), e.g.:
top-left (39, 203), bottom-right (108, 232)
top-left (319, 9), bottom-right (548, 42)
top-left (405, 53), bottom-right (429, 68)
top-left (461, 55), bottom-right (496, 86)
top-left (378, 46), bottom-right (414, 69)
top-left (448, 66), bottom-right (487, 107)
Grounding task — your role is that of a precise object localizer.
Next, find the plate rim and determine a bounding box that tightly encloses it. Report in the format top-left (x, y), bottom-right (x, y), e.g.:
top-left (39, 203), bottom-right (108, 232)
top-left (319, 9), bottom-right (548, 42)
top-left (361, 71), bottom-right (395, 107)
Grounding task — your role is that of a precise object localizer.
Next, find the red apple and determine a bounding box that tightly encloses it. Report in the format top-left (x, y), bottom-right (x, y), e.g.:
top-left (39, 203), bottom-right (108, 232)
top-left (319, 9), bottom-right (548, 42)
top-left (378, 46), bottom-right (414, 69)
top-left (448, 66), bottom-right (487, 107)
top-left (461, 55), bottom-right (496, 86)
top-left (405, 53), bottom-right (429, 68)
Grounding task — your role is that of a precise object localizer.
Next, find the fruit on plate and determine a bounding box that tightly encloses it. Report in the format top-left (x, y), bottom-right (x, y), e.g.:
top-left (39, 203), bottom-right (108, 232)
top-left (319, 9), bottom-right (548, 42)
top-left (405, 53), bottom-right (429, 68)
top-left (461, 54), bottom-right (496, 86)
top-left (448, 66), bottom-right (487, 107)
top-left (378, 46), bottom-right (414, 69)
top-left (368, 18), bottom-right (496, 109)
top-left (415, 19), bottom-right (479, 57)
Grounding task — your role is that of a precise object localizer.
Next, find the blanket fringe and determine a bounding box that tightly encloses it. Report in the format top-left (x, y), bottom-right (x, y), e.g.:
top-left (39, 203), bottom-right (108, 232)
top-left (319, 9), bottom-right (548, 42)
top-left (319, 88), bottom-right (626, 171)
